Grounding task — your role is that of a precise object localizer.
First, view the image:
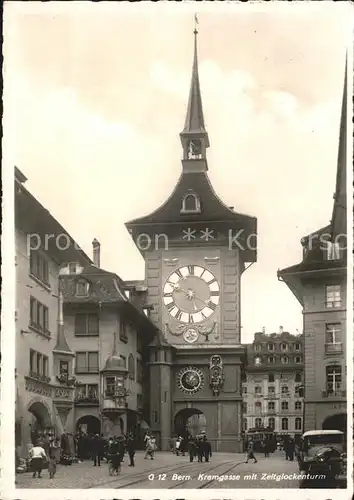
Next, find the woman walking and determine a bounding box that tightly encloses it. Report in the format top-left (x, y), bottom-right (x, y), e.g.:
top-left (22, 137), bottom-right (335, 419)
top-left (29, 441), bottom-right (47, 478)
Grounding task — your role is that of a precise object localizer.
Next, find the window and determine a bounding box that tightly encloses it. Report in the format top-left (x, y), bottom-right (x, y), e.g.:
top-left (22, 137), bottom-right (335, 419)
top-left (74, 314), bottom-right (99, 336)
top-left (295, 372), bottom-right (302, 383)
top-left (326, 324), bottom-right (341, 344)
top-left (294, 343), bottom-right (301, 351)
top-left (128, 354), bottom-right (135, 381)
top-left (281, 386), bottom-right (289, 395)
top-left (30, 296), bottom-right (49, 335)
top-left (254, 356), bottom-right (262, 365)
top-left (255, 417), bottom-right (262, 428)
top-left (181, 192), bottom-right (201, 214)
top-left (281, 418), bottom-right (288, 430)
top-left (153, 411), bottom-right (158, 423)
top-left (255, 386), bottom-right (262, 395)
top-left (326, 241), bottom-right (340, 261)
top-left (105, 377), bottom-right (116, 396)
top-left (254, 344), bottom-right (261, 352)
top-left (268, 401), bottom-right (275, 411)
top-left (137, 358), bottom-right (143, 384)
top-left (295, 356), bottom-right (302, 363)
top-left (68, 262), bottom-right (78, 274)
top-left (268, 386), bottom-right (275, 394)
top-left (326, 365), bottom-right (342, 393)
top-left (242, 402), bottom-right (247, 413)
top-left (76, 280), bottom-right (89, 296)
top-left (325, 285), bottom-right (341, 308)
top-left (255, 401), bottom-right (262, 413)
top-left (242, 386), bottom-right (247, 394)
top-left (295, 401), bottom-right (302, 410)
top-left (281, 401), bottom-right (288, 411)
top-left (295, 417), bottom-right (302, 431)
top-left (268, 356), bottom-right (275, 364)
top-left (268, 373), bottom-right (275, 382)
top-left (163, 391), bottom-right (168, 403)
top-left (29, 349), bottom-right (49, 381)
top-left (59, 360), bottom-right (69, 378)
top-left (268, 343), bottom-right (275, 351)
top-left (268, 417), bottom-right (275, 430)
top-left (281, 343), bottom-right (288, 352)
top-left (243, 419), bottom-right (248, 431)
top-left (137, 394), bottom-right (143, 408)
top-left (119, 321), bottom-right (128, 342)
top-left (29, 251), bottom-right (49, 285)
top-left (75, 351), bottom-right (99, 373)
top-left (75, 384), bottom-right (99, 400)
top-left (281, 356), bottom-right (288, 364)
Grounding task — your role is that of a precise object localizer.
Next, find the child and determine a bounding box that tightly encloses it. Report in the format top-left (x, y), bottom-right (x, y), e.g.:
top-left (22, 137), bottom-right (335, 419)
top-left (48, 456), bottom-right (57, 479)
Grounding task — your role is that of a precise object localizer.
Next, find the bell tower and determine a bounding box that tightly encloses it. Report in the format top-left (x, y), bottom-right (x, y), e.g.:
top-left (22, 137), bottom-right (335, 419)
top-left (125, 18), bottom-right (257, 452)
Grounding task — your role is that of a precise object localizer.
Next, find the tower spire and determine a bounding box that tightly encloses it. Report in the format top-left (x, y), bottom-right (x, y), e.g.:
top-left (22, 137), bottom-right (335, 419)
top-left (180, 15), bottom-right (209, 173)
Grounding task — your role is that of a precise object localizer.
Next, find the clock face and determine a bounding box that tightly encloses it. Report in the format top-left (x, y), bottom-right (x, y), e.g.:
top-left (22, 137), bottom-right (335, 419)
top-left (177, 367), bottom-right (204, 394)
top-left (163, 265), bottom-right (220, 323)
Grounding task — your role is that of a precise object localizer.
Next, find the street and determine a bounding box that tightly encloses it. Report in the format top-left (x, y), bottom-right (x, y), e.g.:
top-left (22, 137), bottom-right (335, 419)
top-left (16, 450), bottom-right (346, 489)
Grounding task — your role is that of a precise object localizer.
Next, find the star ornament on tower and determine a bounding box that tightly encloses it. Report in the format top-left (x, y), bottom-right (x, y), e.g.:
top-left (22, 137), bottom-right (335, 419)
top-left (182, 228), bottom-right (197, 241)
top-left (200, 228), bottom-right (214, 241)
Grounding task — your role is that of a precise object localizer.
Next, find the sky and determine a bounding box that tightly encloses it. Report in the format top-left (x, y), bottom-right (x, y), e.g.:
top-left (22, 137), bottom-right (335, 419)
top-left (4, 2), bottom-right (352, 343)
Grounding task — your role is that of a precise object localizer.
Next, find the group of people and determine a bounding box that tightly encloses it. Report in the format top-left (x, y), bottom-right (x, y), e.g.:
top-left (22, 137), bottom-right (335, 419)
top-left (21, 430), bottom-right (137, 479)
top-left (170, 434), bottom-right (212, 463)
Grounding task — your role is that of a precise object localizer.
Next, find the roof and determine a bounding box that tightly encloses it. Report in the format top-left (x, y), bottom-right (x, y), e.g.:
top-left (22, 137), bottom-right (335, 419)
top-left (102, 355), bottom-right (128, 373)
top-left (126, 172), bottom-right (256, 227)
top-left (15, 168), bottom-right (92, 266)
top-left (302, 430), bottom-right (344, 437)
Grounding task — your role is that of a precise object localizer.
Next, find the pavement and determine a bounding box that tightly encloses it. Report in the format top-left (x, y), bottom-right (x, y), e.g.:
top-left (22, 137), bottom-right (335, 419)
top-left (16, 450), bottom-right (346, 489)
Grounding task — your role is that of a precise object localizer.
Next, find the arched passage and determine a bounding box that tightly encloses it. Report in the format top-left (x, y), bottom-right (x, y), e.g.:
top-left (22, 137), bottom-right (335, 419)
top-left (76, 415), bottom-right (101, 435)
top-left (174, 408), bottom-right (206, 438)
top-left (322, 413), bottom-right (347, 433)
top-left (28, 400), bottom-right (53, 443)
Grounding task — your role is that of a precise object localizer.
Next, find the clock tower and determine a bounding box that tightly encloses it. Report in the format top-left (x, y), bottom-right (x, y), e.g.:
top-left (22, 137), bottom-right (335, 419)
top-left (125, 26), bottom-right (257, 452)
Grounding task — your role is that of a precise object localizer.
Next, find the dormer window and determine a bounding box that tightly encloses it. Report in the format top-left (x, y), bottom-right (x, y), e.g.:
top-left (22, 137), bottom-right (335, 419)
top-left (69, 262), bottom-right (78, 274)
top-left (180, 191), bottom-right (201, 214)
top-left (76, 280), bottom-right (89, 297)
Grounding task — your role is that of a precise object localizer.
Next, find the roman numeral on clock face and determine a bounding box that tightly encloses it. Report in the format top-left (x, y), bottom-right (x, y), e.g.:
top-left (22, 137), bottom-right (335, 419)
top-left (205, 300), bottom-right (217, 311)
top-left (210, 290), bottom-right (220, 296)
top-left (187, 265), bottom-right (195, 275)
top-left (166, 301), bottom-right (176, 312)
top-left (164, 292), bottom-right (173, 298)
top-left (175, 309), bottom-right (183, 321)
top-left (207, 278), bottom-right (217, 285)
top-left (175, 269), bottom-right (183, 278)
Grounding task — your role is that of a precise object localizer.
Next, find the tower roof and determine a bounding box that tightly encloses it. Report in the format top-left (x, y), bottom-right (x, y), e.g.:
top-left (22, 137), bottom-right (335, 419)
top-left (102, 335), bottom-right (128, 373)
top-left (181, 27), bottom-right (208, 143)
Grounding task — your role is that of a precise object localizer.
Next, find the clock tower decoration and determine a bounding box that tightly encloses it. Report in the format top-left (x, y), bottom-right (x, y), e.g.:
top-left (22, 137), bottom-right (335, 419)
top-left (125, 19), bottom-right (257, 453)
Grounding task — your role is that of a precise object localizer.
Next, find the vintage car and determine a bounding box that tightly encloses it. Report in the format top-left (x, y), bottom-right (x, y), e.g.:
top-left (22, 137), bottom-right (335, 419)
top-left (298, 430), bottom-right (345, 479)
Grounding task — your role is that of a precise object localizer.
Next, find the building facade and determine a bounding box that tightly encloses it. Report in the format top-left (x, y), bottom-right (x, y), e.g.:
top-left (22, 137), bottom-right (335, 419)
top-left (278, 61), bottom-right (348, 433)
top-left (15, 168), bottom-right (157, 456)
top-left (243, 329), bottom-right (304, 437)
top-left (125, 30), bottom-right (257, 452)
top-left (15, 167), bottom-right (92, 455)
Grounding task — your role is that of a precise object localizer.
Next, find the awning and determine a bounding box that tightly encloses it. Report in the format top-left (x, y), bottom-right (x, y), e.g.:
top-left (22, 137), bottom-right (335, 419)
top-left (139, 420), bottom-right (150, 430)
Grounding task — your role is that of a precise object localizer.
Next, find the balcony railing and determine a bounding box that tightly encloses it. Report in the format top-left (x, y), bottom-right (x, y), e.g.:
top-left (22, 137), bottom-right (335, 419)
top-left (29, 371), bottom-right (51, 384)
top-left (322, 389), bottom-right (346, 398)
top-left (325, 343), bottom-right (343, 354)
top-left (74, 395), bottom-right (99, 405)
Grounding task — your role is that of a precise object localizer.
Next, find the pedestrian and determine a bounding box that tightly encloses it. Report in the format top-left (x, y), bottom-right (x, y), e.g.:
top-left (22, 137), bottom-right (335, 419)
top-left (126, 433), bottom-right (136, 467)
top-left (50, 438), bottom-right (61, 464)
top-left (245, 440), bottom-right (257, 464)
top-left (288, 438), bottom-right (295, 461)
top-left (108, 437), bottom-right (122, 475)
top-left (187, 438), bottom-right (197, 462)
top-left (175, 436), bottom-right (181, 456)
top-left (145, 435), bottom-right (156, 459)
top-left (197, 437), bottom-right (204, 462)
top-left (48, 456), bottom-right (57, 479)
top-left (29, 441), bottom-right (47, 478)
top-left (92, 434), bottom-right (103, 466)
top-left (202, 436), bottom-right (212, 462)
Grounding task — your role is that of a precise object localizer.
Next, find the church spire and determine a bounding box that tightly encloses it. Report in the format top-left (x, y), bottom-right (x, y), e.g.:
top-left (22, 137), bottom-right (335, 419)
top-left (180, 15), bottom-right (210, 173)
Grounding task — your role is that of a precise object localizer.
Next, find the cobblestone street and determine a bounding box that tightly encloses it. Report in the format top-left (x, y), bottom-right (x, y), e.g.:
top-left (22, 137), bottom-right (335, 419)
top-left (16, 450), bottom-right (345, 489)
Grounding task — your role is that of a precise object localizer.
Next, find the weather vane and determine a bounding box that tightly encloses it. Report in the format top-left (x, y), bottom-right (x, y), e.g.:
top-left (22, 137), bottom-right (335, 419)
top-left (194, 13), bottom-right (199, 34)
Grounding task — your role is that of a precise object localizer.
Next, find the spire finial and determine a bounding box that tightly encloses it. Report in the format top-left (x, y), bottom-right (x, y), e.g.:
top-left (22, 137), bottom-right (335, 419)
top-left (194, 13), bottom-right (199, 35)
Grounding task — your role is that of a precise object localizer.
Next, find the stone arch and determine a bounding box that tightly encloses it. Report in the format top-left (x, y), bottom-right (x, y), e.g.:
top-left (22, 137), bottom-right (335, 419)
top-left (76, 415), bottom-right (101, 435)
top-left (322, 413), bottom-right (346, 433)
top-left (27, 399), bottom-right (53, 444)
top-left (174, 408), bottom-right (206, 438)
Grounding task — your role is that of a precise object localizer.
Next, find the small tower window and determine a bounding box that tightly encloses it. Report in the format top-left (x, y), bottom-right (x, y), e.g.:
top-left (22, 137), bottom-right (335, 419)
top-left (181, 191), bottom-right (201, 214)
top-left (76, 280), bottom-right (89, 296)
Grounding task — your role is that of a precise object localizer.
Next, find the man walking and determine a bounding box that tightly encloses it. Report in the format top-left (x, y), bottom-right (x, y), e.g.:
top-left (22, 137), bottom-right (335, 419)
top-left (126, 433), bottom-right (136, 467)
top-left (245, 440), bottom-right (257, 464)
top-left (202, 436), bottom-right (212, 463)
top-left (92, 434), bottom-right (103, 466)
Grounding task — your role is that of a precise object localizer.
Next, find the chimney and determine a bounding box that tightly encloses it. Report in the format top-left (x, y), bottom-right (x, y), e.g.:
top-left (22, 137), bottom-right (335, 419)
top-left (92, 238), bottom-right (101, 267)
top-left (279, 325), bottom-right (283, 334)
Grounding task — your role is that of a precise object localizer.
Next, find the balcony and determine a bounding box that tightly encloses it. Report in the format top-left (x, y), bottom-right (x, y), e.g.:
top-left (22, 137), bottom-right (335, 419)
top-left (102, 388), bottom-right (130, 414)
top-left (325, 343), bottom-right (343, 354)
top-left (29, 371), bottom-right (51, 384)
top-left (322, 389), bottom-right (346, 398)
top-left (74, 395), bottom-right (99, 406)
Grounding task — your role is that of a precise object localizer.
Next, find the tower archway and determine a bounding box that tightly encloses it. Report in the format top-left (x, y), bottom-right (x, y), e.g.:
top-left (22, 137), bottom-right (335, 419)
top-left (322, 413), bottom-right (346, 433)
top-left (174, 408), bottom-right (206, 438)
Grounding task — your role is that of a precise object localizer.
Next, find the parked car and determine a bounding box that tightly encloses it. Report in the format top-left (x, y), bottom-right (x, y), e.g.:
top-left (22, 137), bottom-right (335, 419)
top-left (298, 430), bottom-right (345, 480)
